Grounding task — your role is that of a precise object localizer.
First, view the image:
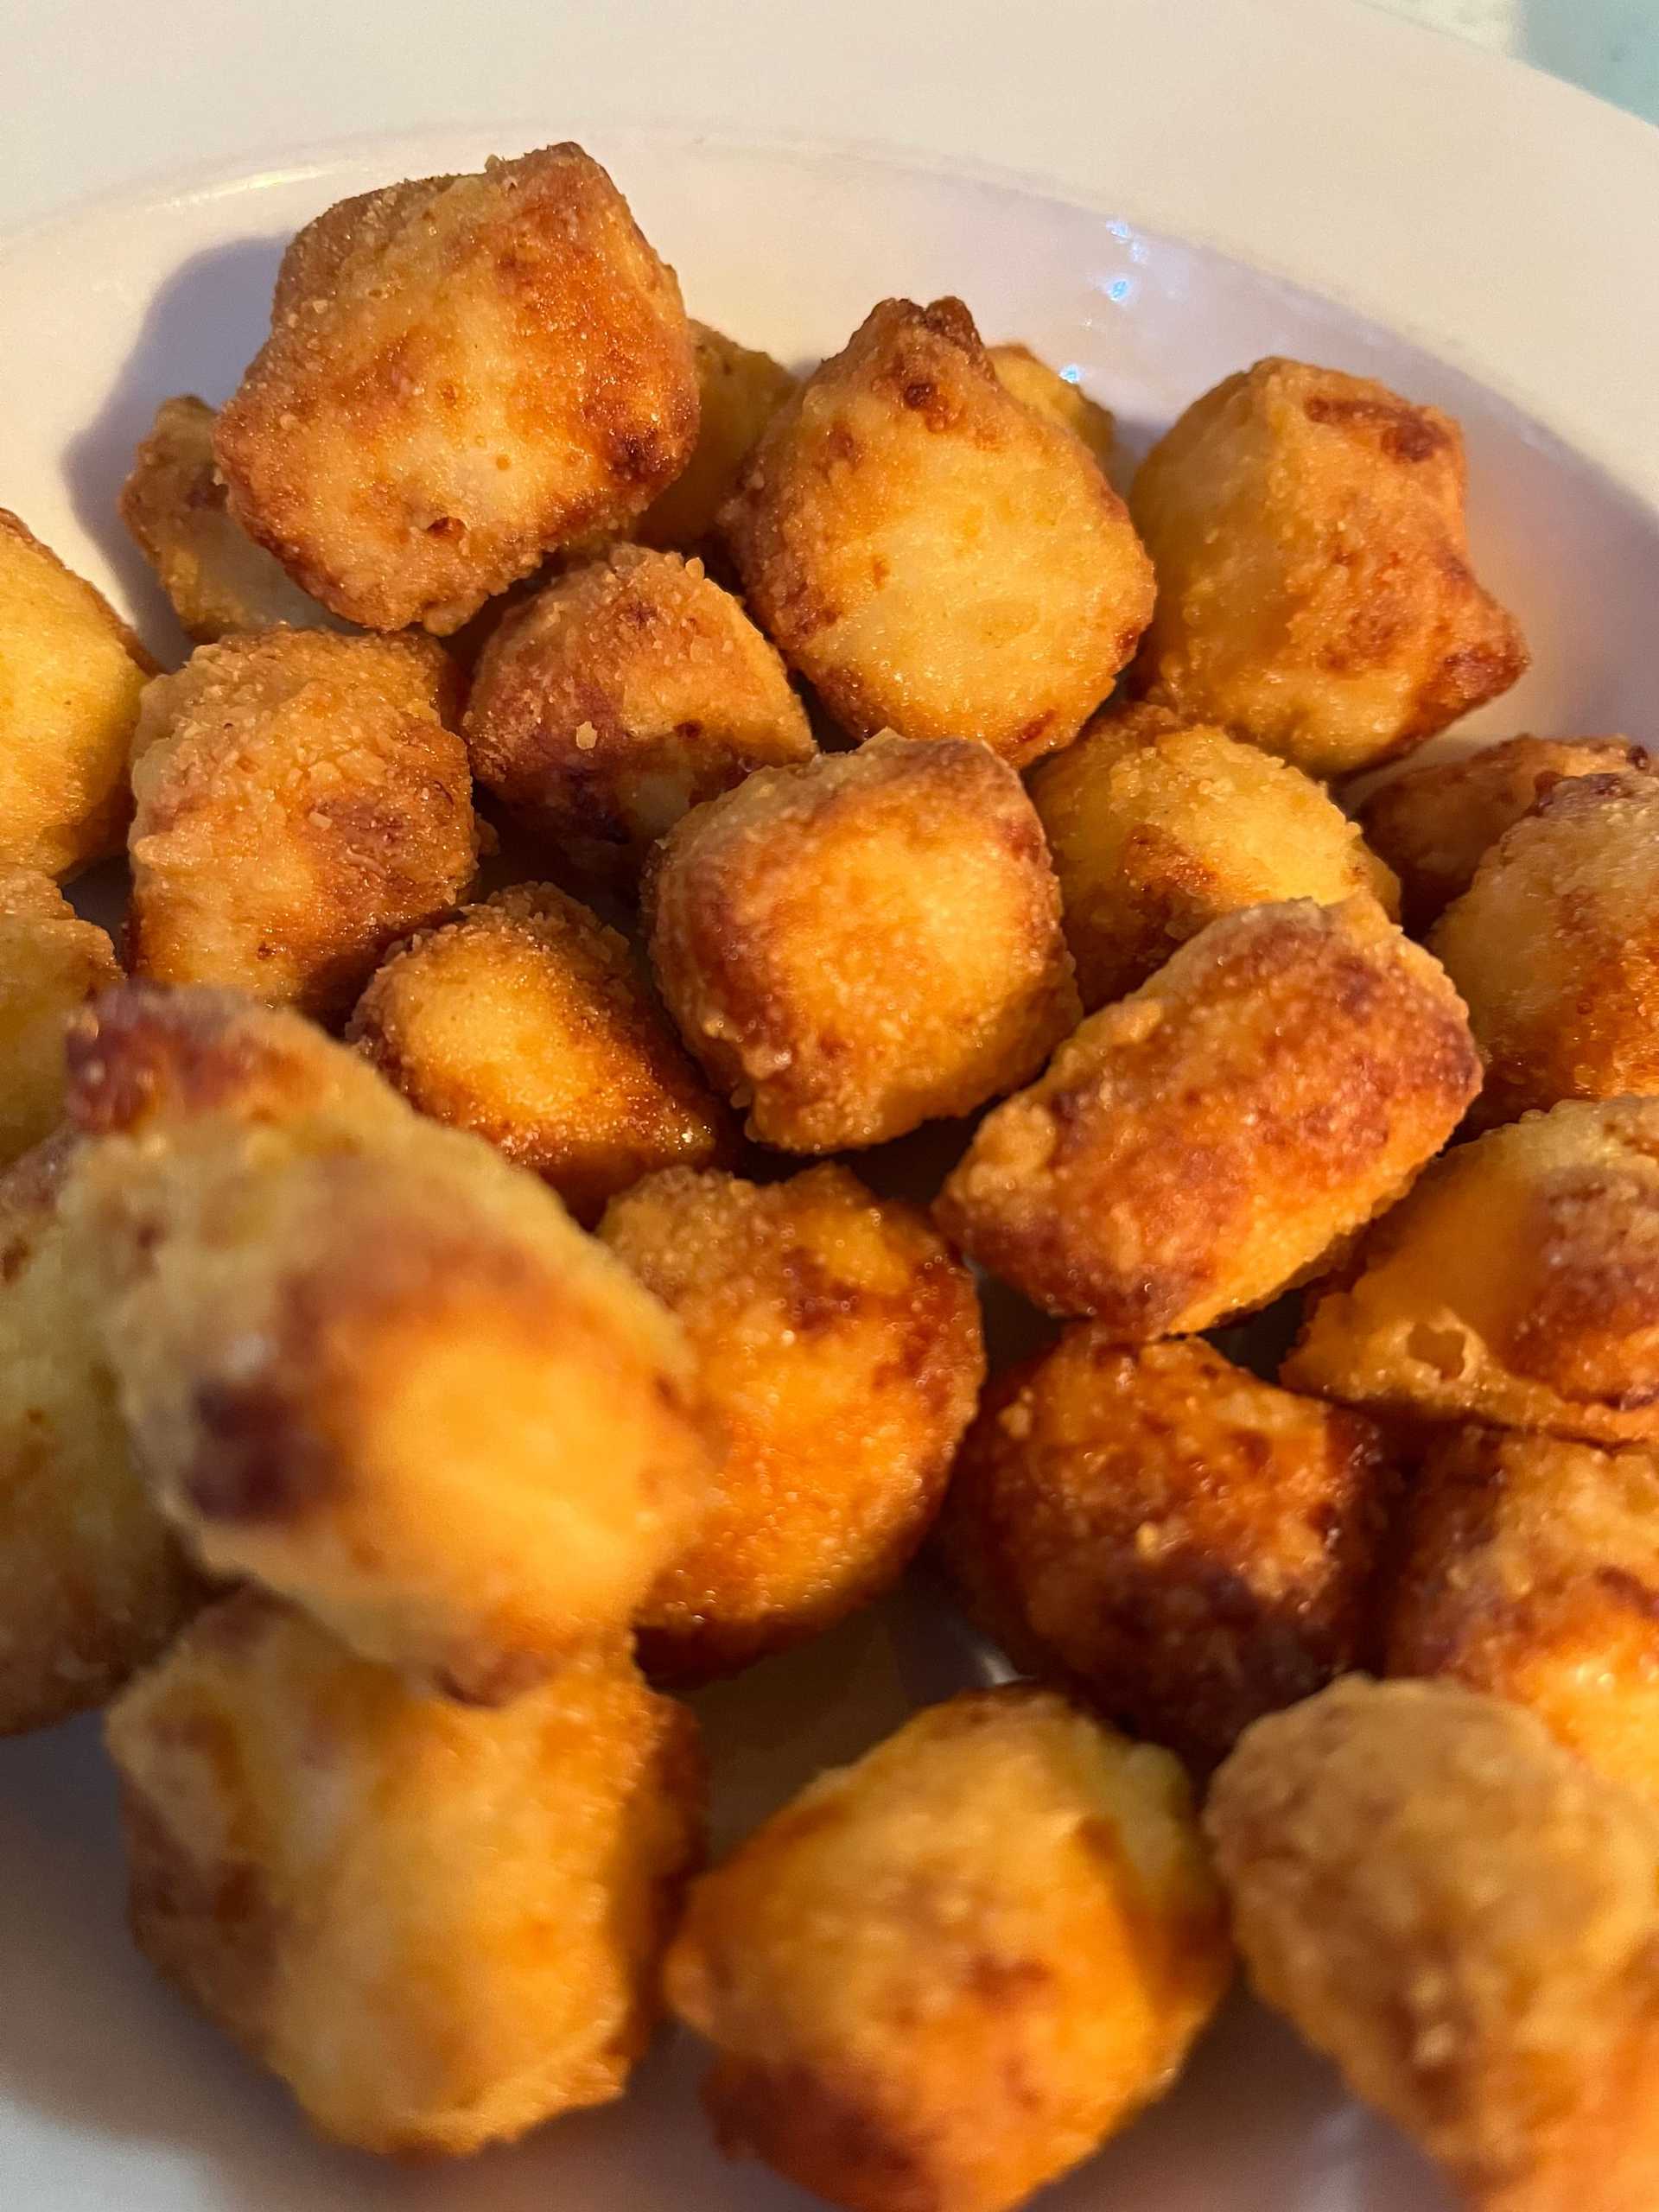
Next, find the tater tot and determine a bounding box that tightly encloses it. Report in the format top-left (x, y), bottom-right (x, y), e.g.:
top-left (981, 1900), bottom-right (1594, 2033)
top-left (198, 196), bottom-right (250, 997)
top-left (127, 626), bottom-right (477, 1020)
top-left (721, 297), bottom-right (1154, 767)
top-left (1430, 771), bottom-right (1659, 1126)
top-left (635, 321), bottom-right (798, 551)
top-left (937, 897), bottom-right (1478, 1332)
top-left (1129, 359), bottom-right (1528, 777)
top-left (0, 868), bottom-right (120, 1168)
top-left (1207, 1678), bottom-right (1659, 2212)
top-left (601, 1165), bottom-right (984, 1681)
top-left (0, 507), bottom-right (157, 875)
top-left (1387, 1426), bottom-right (1659, 1806)
top-left (107, 1591), bottom-right (702, 2154)
top-left (214, 145), bottom-right (698, 633)
top-left (462, 544), bottom-right (815, 889)
top-left (1031, 702), bottom-right (1400, 1009)
top-left (0, 1133), bottom-right (198, 1734)
top-left (987, 343), bottom-right (1116, 468)
top-left (666, 1685), bottom-right (1230, 2212)
top-left (1285, 1098), bottom-right (1659, 1446)
top-left (64, 985), bottom-right (718, 1701)
top-left (938, 1333), bottom-right (1394, 1771)
top-left (645, 735), bottom-right (1079, 1148)
top-left (1358, 734), bottom-right (1649, 931)
top-left (119, 395), bottom-right (332, 641)
top-left (348, 884), bottom-right (734, 1223)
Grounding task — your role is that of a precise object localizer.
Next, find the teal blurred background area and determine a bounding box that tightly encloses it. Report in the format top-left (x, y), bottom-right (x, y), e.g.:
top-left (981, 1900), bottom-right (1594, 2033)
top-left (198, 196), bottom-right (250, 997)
top-left (1376, 0), bottom-right (1659, 124)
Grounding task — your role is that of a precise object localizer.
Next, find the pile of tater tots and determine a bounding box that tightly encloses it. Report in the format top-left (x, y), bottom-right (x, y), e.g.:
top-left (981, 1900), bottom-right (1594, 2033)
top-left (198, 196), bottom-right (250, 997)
top-left (5, 139), bottom-right (1659, 2212)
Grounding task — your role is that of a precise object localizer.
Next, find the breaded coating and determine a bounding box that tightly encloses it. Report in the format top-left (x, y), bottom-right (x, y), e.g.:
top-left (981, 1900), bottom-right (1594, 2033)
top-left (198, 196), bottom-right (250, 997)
top-left (1207, 1677), bottom-right (1659, 2212)
top-left (721, 297), bottom-right (1154, 768)
top-left (0, 868), bottom-right (120, 1168)
top-left (0, 1134), bottom-right (198, 1733)
top-left (987, 343), bottom-right (1116, 468)
top-left (601, 1165), bottom-right (984, 1681)
top-left (1129, 359), bottom-right (1528, 778)
top-left (463, 544), bottom-right (814, 889)
top-left (1285, 1098), bottom-right (1659, 1446)
top-left (127, 626), bottom-right (477, 1020)
top-left (1388, 1426), bottom-right (1659, 1806)
top-left (1430, 771), bottom-right (1659, 1126)
top-left (119, 395), bottom-right (331, 641)
top-left (0, 507), bottom-right (157, 875)
top-left (1031, 701), bottom-right (1400, 1010)
top-left (938, 897), bottom-right (1478, 1332)
top-left (1358, 734), bottom-right (1648, 931)
top-left (107, 1592), bottom-right (702, 2154)
top-left (636, 321), bottom-right (798, 551)
top-left (666, 1685), bottom-right (1230, 2212)
top-left (646, 735), bottom-right (1079, 1149)
top-left (348, 884), bottom-right (734, 1224)
top-left (938, 1333), bottom-right (1394, 1771)
top-left (64, 986), bottom-right (718, 1700)
top-left (214, 145), bottom-right (698, 633)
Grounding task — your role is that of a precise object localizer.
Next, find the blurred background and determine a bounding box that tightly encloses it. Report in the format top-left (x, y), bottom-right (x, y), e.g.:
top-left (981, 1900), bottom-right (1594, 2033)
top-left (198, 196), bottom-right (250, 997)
top-left (1376, 0), bottom-right (1659, 122)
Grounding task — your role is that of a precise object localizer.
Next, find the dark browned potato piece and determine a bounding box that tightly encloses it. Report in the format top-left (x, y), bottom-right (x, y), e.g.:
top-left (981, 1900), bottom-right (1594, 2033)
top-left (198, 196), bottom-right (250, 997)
top-left (646, 734), bottom-right (1079, 1150)
top-left (0, 1133), bottom-right (198, 1734)
top-left (1430, 771), bottom-right (1659, 1126)
top-left (127, 627), bottom-right (477, 1020)
top-left (1208, 1678), bottom-right (1659, 2212)
top-left (1129, 359), bottom-right (1529, 777)
top-left (0, 508), bottom-right (157, 875)
top-left (635, 322), bottom-right (798, 551)
top-left (120, 395), bottom-right (332, 640)
top-left (937, 897), bottom-right (1479, 1332)
top-left (721, 297), bottom-right (1154, 768)
top-left (348, 884), bottom-right (734, 1224)
top-left (1386, 1426), bottom-right (1659, 1806)
top-left (666, 1686), bottom-right (1230, 2212)
top-left (938, 1332), bottom-right (1394, 1770)
top-left (1285, 1098), bottom-right (1659, 1446)
top-left (0, 868), bottom-right (120, 1168)
top-left (601, 1165), bottom-right (984, 1681)
top-left (214, 145), bottom-right (699, 633)
top-left (107, 1591), bottom-right (703, 2154)
top-left (1357, 734), bottom-right (1648, 931)
top-left (1031, 701), bottom-right (1400, 1010)
top-left (462, 545), bottom-right (815, 889)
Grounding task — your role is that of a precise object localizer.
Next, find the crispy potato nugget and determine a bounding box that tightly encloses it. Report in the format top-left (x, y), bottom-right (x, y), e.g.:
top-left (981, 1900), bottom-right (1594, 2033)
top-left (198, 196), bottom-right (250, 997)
top-left (65, 986), bottom-right (718, 1700)
top-left (646, 735), bottom-right (1079, 1149)
top-left (938, 897), bottom-right (1478, 1332)
top-left (120, 395), bottom-right (331, 641)
top-left (1358, 734), bottom-right (1648, 931)
top-left (601, 1165), bottom-right (984, 1681)
top-left (1031, 702), bottom-right (1400, 1009)
top-left (987, 343), bottom-right (1116, 468)
top-left (1286, 1098), bottom-right (1659, 1446)
top-left (348, 883), bottom-right (733, 1223)
top-left (1129, 359), bottom-right (1528, 777)
top-left (127, 626), bottom-right (476, 1020)
top-left (721, 297), bottom-right (1154, 767)
top-left (0, 869), bottom-right (120, 1168)
top-left (108, 1592), bottom-right (702, 2154)
top-left (0, 1134), bottom-right (197, 1734)
top-left (939, 1334), bottom-right (1394, 1771)
top-left (667, 1685), bottom-right (1230, 2212)
top-left (1430, 771), bottom-right (1659, 1125)
top-left (214, 145), bottom-right (698, 633)
top-left (1388, 1426), bottom-right (1659, 1806)
top-left (463, 545), bottom-right (814, 888)
top-left (1208, 1678), bottom-right (1659, 2212)
top-left (0, 508), bottom-right (156, 875)
top-left (637, 321), bottom-right (798, 551)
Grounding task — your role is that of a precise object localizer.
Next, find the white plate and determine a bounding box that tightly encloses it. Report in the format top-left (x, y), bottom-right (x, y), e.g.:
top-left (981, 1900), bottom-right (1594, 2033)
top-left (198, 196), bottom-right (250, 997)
top-left (2, 7), bottom-right (1657, 2208)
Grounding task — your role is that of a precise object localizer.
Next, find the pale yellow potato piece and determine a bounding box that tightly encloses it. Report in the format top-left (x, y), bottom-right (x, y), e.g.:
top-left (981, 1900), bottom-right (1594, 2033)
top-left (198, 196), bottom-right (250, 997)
top-left (0, 868), bottom-right (120, 1168)
top-left (988, 342), bottom-right (1115, 467)
top-left (637, 321), bottom-right (798, 550)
